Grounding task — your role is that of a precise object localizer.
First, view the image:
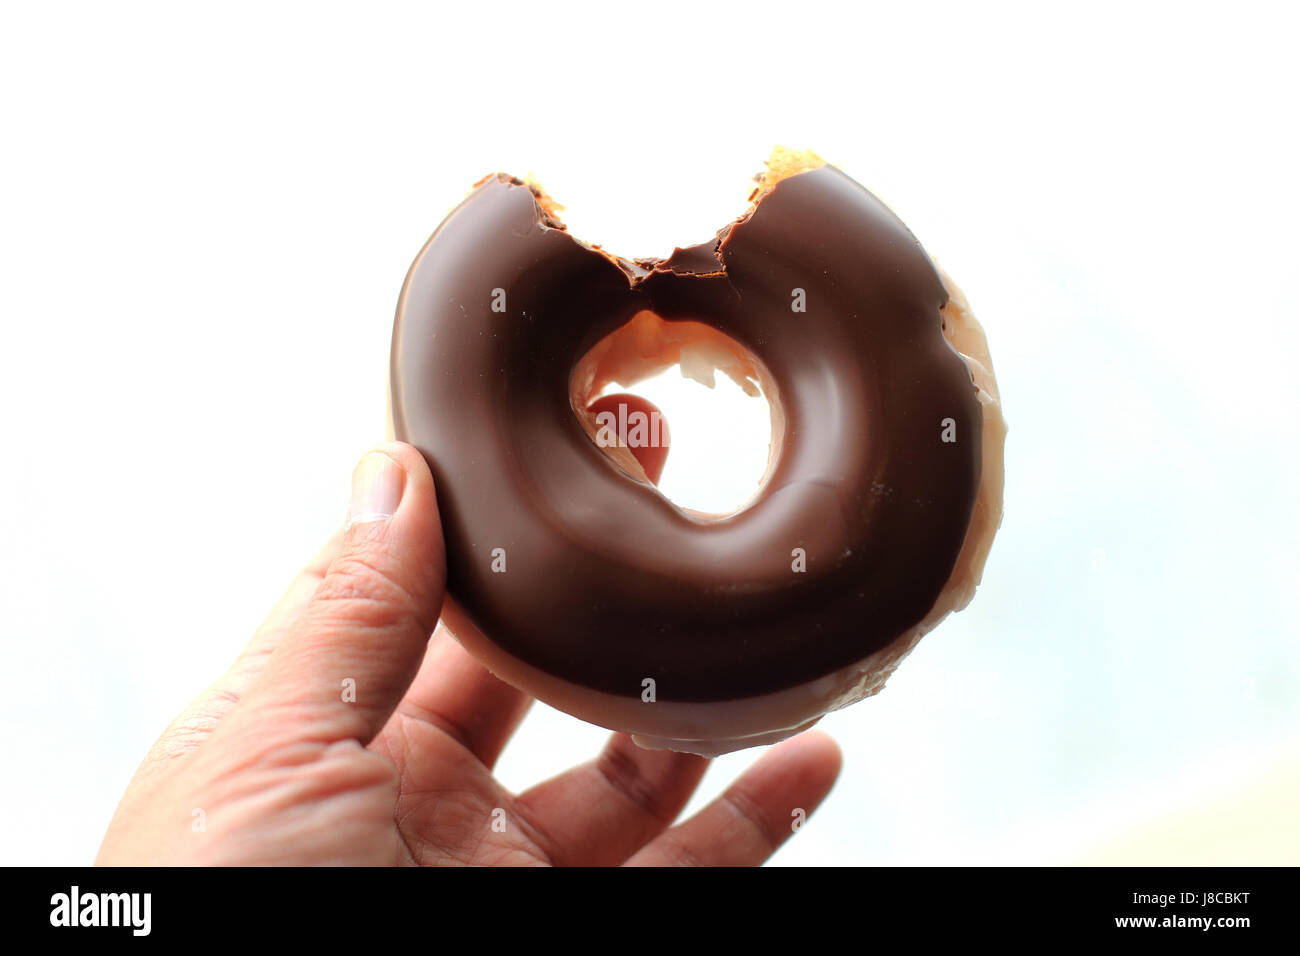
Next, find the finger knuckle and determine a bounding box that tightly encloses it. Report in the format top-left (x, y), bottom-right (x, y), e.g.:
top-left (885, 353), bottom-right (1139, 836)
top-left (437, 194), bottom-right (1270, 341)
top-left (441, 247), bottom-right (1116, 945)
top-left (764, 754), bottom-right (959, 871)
top-left (312, 551), bottom-right (423, 632)
top-left (722, 787), bottom-right (781, 853)
top-left (595, 739), bottom-right (676, 825)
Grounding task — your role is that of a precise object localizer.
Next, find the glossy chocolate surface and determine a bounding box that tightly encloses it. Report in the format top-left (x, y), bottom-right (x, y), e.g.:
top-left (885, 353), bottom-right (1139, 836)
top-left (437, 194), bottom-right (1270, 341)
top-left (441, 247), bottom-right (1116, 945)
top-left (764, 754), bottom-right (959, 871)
top-left (391, 165), bottom-right (981, 701)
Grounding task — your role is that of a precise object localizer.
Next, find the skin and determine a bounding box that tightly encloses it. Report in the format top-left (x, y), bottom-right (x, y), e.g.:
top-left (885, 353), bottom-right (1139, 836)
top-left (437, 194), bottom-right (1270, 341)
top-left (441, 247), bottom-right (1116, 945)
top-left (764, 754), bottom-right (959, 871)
top-left (585, 392), bottom-right (671, 484)
top-left (97, 408), bottom-right (841, 866)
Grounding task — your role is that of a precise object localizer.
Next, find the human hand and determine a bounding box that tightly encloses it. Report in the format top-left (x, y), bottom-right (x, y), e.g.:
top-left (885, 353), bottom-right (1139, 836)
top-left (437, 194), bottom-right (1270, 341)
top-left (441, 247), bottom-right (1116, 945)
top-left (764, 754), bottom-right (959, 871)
top-left (97, 441), bottom-right (841, 866)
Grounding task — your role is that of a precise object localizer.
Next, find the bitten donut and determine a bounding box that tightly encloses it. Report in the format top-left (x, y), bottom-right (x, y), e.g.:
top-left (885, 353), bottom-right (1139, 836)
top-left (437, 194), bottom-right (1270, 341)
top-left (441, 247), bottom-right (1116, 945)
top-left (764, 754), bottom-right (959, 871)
top-left (390, 148), bottom-right (1006, 756)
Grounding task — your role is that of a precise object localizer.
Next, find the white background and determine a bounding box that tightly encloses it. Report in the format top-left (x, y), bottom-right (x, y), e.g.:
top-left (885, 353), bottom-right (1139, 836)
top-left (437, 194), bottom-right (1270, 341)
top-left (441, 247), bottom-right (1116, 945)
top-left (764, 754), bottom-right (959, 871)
top-left (2, 1), bottom-right (1297, 865)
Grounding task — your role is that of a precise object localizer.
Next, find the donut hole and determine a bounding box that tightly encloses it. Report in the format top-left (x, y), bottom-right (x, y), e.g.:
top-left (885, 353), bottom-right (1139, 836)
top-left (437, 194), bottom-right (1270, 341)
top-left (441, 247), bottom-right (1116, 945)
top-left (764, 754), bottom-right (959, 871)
top-left (570, 310), bottom-right (782, 517)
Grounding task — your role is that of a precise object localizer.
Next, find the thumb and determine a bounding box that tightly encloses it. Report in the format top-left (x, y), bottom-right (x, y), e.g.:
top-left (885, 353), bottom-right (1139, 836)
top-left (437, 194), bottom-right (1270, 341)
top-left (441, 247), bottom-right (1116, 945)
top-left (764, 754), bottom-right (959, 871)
top-left (240, 441), bottom-right (446, 746)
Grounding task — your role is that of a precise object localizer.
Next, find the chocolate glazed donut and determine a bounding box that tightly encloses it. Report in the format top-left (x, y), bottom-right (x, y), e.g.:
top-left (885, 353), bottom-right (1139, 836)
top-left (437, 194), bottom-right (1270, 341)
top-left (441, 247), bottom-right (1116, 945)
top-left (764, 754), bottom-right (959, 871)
top-left (391, 150), bottom-right (1006, 755)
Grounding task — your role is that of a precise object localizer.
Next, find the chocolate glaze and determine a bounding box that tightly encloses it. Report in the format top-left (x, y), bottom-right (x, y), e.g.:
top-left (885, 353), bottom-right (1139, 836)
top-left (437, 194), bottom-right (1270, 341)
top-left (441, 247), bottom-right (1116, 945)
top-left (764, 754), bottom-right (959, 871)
top-left (391, 165), bottom-right (981, 702)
